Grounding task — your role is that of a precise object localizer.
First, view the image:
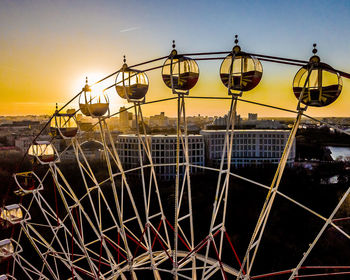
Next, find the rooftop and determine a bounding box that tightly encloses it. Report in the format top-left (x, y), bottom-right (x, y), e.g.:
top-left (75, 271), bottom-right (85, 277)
top-left (200, 129), bottom-right (290, 133)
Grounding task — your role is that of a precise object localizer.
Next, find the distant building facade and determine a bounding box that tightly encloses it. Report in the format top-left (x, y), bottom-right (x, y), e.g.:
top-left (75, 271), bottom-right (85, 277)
top-left (248, 113), bottom-right (258, 121)
top-left (200, 129), bottom-right (295, 167)
top-left (119, 107), bottom-right (133, 132)
top-left (149, 112), bottom-right (169, 128)
top-left (116, 134), bottom-right (205, 180)
top-left (211, 112), bottom-right (241, 127)
top-left (116, 130), bottom-right (295, 180)
top-left (15, 137), bottom-right (33, 153)
top-left (60, 140), bottom-right (104, 162)
top-left (0, 146), bottom-right (21, 159)
top-left (15, 135), bottom-right (51, 153)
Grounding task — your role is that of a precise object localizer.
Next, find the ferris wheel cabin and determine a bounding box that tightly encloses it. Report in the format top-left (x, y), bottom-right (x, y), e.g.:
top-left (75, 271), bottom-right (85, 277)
top-left (293, 59), bottom-right (342, 107)
top-left (0, 204), bottom-right (27, 225)
top-left (79, 78), bottom-right (109, 117)
top-left (28, 141), bottom-right (58, 164)
top-left (13, 171), bottom-right (43, 196)
top-left (116, 57), bottom-right (149, 101)
top-left (162, 43), bottom-right (199, 93)
top-left (220, 37), bottom-right (263, 94)
top-left (50, 111), bottom-right (78, 139)
top-left (0, 239), bottom-right (14, 260)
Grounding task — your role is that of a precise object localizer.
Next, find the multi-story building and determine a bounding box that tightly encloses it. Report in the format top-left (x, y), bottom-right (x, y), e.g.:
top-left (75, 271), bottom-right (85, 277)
top-left (60, 140), bottom-right (104, 162)
top-left (200, 129), bottom-right (295, 167)
top-left (248, 113), bottom-right (258, 121)
top-left (149, 112), bottom-right (169, 128)
top-left (116, 134), bottom-right (205, 180)
top-left (119, 107), bottom-right (133, 132)
top-left (211, 112), bottom-right (241, 127)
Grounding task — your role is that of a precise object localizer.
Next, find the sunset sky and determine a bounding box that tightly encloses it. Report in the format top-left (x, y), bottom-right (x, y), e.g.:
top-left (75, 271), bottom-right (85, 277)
top-left (1, 0), bottom-right (350, 118)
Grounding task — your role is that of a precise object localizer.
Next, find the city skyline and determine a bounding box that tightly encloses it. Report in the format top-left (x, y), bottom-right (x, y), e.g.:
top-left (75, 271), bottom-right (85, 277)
top-left (1, 2), bottom-right (350, 277)
top-left (1, 0), bottom-right (350, 117)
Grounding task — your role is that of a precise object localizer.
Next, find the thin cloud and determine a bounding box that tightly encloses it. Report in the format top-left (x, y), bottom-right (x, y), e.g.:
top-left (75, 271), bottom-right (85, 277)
top-left (120, 26), bottom-right (141, 33)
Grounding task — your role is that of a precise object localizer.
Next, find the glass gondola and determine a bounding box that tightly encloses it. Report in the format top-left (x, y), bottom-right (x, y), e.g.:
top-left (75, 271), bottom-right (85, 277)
top-left (293, 46), bottom-right (342, 107)
top-left (162, 43), bottom-right (199, 93)
top-left (13, 171), bottom-right (43, 196)
top-left (79, 78), bottom-right (109, 117)
top-left (116, 57), bottom-right (149, 101)
top-left (28, 141), bottom-right (58, 164)
top-left (0, 239), bottom-right (14, 259)
top-left (0, 204), bottom-right (29, 225)
top-left (220, 39), bottom-right (263, 94)
top-left (50, 109), bottom-right (78, 139)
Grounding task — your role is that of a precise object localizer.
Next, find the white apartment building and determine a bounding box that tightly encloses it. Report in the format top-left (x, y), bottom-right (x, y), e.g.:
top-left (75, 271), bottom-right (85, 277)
top-left (116, 134), bottom-right (205, 180)
top-left (200, 129), bottom-right (295, 167)
top-left (60, 140), bottom-right (104, 162)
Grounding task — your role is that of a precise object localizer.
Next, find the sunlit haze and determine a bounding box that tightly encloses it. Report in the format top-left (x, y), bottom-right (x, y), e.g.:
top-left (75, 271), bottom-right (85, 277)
top-left (1, 0), bottom-right (349, 117)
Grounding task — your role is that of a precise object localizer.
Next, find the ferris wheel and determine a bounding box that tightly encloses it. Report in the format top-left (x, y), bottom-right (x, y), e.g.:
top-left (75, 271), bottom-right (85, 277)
top-left (1, 36), bottom-right (350, 280)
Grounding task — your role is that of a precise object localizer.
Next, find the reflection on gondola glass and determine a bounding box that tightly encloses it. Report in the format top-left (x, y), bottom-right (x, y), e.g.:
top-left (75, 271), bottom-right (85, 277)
top-left (0, 239), bottom-right (14, 258)
top-left (79, 79), bottom-right (109, 117)
top-left (220, 53), bottom-right (263, 92)
top-left (293, 64), bottom-right (342, 107)
top-left (0, 205), bottom-right (23, 224)
top-left (28, 141), bottom-right (56, 163)
top-left (116, 65), bottom-right (149, 101)
top-left (50, 113), bottom-right (78, 138)
top-left (162, 55), bottom-right (199, 91)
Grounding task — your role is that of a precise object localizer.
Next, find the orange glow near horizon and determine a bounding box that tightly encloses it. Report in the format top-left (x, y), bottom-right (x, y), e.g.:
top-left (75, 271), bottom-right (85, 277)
top-left (1, 65), bottom-right (350, 118)
top-left (1, 48), bottom-right (349, 119)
